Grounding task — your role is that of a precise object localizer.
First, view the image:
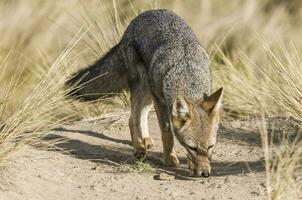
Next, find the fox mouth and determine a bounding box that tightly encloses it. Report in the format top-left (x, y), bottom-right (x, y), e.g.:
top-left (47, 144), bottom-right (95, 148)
top-left (184, 147), bottom-right (212, 178)
top-left (177, 139), bottom-right (212, 177)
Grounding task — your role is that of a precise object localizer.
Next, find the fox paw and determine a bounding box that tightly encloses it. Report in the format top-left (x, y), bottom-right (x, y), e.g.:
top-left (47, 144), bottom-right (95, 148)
top-left (143, 137), bottom-right (154, 149)
top-left (133, 149), bottom-right (147, 161)
top-left (132, 137), bottom-right (153, 161)
top-left (164, 154), bottom-right (179, 167)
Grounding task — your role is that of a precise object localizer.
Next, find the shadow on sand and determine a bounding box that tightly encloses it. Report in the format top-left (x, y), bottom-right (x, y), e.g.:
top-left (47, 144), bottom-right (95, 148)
top-left (45, 127), bottom-right (265, 180)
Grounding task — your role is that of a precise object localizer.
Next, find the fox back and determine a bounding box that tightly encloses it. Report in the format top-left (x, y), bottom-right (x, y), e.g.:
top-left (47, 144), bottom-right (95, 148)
top-left (120, 9), bottom-right (211, 105)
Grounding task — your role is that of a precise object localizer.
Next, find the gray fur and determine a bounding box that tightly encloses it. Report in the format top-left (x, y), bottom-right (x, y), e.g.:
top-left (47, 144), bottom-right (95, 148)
top-left (122, 9), bottom-right (211, 107)
top-left (67, 9), bottom-right (211, 104)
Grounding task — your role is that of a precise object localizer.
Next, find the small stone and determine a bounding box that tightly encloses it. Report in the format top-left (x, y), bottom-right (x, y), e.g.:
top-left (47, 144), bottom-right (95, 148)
top-left (91, 166), bottom-right (102, 171)
top-left (208, 183), bottom-right (217, 188)
top-left (90, 185), bottom-right (95, 191)
top-left (153, 173), bottom-right (175, 181)
top-left (251, 191), bottom-right (260, 196)
top-left (260, 183), bottom-right (266, 188)
top-left (224, 177), bottom-right (230, 183)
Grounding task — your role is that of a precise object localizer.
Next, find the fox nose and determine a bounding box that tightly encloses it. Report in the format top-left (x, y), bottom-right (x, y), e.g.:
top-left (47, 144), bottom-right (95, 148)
top-left (201, 171), bottom-right (210, 178)
top-left (195, 169), bottom-right (210, 178)
top-left (193, 155), bottom-right (211, 178)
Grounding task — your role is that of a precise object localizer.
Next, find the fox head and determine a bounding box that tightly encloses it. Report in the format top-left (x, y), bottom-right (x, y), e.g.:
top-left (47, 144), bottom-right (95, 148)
top-left (171, 87), bottom-right (223, 177)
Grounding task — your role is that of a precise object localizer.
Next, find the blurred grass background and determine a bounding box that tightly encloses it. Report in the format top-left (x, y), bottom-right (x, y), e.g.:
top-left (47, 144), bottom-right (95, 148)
top-left (0, 0), bottom-right (301, 199)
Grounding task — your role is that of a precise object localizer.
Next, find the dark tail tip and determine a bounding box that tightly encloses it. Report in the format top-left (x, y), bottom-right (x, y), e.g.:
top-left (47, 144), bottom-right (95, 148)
top-left (64, 72), bottom-right (86, 101)
top-left (64, 71), bottom-right (103, 102)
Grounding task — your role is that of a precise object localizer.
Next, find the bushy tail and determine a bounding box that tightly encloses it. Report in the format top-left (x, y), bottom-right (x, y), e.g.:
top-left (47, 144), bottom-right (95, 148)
top-left (65, 44), bottom-right (128, 101)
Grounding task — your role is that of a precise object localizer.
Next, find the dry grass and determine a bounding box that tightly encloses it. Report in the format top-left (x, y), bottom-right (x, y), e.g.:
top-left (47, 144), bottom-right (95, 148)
top-left (119, 159), bottom-right (155, 174)
top-left (0, 0), bottom-right (301, 199)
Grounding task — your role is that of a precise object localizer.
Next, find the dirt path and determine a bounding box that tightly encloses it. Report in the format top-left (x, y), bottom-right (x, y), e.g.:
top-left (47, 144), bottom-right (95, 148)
top-left (1, 112), bottom-right (266, 200)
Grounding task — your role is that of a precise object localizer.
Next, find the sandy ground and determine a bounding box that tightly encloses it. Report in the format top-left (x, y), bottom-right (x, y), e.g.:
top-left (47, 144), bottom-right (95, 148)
top-left (0, 111), bottom-right (268, 200)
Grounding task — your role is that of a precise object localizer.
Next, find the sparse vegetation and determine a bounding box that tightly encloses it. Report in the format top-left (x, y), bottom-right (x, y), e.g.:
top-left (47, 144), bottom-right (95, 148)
top-left (0, 0), bottom-right (301, 199)
top-left (120, 159), bottom-right (155, 174)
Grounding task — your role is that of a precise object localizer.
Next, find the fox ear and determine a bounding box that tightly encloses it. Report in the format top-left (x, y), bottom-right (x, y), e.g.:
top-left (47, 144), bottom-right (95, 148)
top-left (201, 87), bottom-right (223, 114)
top-left (172, 96), bottom-right (190, 129)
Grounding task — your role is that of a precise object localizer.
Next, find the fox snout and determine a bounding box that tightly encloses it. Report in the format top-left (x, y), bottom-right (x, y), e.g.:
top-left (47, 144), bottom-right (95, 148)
top-left (189, 155), bottom-right (211, 178)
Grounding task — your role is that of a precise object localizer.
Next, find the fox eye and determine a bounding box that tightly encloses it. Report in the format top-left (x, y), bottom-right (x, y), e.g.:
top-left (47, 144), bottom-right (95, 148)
top-left (208, 145), bottom-right (214, 150)
top-left (187, 145), bottom-right (198, 152)
top-left (183, 143), bottom-right (197, 152)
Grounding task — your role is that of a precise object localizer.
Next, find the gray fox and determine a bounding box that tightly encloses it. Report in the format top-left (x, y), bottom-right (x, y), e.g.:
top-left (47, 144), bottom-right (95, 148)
top-left (66, 9), bottom-right (223, 177)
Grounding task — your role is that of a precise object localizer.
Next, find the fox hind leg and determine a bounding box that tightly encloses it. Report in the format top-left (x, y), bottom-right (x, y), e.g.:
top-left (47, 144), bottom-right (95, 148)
top-left (129, 80), bottom-right (153, 161)
top-left (124, 46), bottom-right (154, 161)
